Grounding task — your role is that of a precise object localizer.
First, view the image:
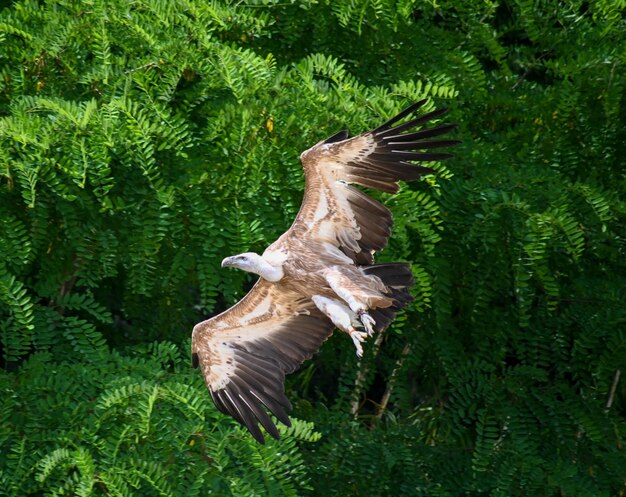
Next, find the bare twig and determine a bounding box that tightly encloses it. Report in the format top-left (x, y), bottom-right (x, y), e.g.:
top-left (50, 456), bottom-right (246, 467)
top-left (124, 62), bottom-right (159, 75)
top-left (605, 369), bottom-right (621, 411)
top-left (351, 331), bottom-right (385, 417)
top-left (376, 342), bottom-right (411, 419)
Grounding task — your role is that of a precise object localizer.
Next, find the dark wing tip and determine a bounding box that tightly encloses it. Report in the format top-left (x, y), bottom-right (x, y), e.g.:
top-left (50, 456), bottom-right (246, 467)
top-left (192, 352), bottom-right (199, 368)
top-left (250, 427), bottom-right (267, 445)
top-left (213, 386), bottom-right (283, 444)
top-left (324, 129), bottom-right (350, 144)
top-left (374, 108), bottom-right (451, 139)
top-left (208, 347), bottom-right (295, 444)
top-left (371, 99), bottom-right (428, 133)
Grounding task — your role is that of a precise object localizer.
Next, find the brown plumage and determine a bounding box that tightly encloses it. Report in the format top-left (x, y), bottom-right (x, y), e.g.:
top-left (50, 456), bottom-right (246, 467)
top-left (192, 100), bottom-right (458, 443)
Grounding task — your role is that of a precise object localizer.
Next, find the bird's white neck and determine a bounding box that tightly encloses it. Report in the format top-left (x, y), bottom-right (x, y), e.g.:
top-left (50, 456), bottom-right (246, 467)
top-left (255, 257), bottom-right (284, 282)
top-left (221, 252), bottom-right (284, 282)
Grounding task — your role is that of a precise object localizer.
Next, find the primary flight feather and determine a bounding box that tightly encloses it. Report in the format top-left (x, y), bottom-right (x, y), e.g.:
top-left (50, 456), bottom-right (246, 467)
top-left (192, 100), bottom-right (458, 443)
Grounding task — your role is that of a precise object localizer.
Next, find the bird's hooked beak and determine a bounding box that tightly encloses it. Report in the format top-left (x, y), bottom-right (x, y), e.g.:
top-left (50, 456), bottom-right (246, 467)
top-left (221, 256), bottom-right (236, 268)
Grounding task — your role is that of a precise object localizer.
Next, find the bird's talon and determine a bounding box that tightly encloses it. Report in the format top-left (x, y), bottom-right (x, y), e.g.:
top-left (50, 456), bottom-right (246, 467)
top-left (358, 312), bottom-right (376, 336)
top-left (349, 329), bottom-right (367, 357)
top-left (355, 343), bottom-right (363, 358)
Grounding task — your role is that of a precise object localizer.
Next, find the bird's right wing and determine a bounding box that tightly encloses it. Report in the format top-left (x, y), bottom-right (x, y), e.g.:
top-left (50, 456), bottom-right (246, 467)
top-left (191, 279), bottom-right (334, 443)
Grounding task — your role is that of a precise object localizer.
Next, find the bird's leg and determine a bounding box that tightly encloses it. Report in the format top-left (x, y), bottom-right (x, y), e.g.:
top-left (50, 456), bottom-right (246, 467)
top-left (324, 270), bottom-right (378, 336)
top-left (311, 295), bottom-right (368, 357)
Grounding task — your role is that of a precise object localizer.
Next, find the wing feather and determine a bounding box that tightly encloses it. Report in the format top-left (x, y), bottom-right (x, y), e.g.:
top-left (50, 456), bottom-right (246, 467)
top-left (192, 279), bottom-right (334, 444)
top-left (193, 101), bottom-right (458, 442)
top-left (288, 101), bottom-right (459, 264)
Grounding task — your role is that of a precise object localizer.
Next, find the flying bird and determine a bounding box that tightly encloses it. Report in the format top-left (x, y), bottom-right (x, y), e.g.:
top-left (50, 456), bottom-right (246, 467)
top-left (192, 100), bottom-right (458, 443)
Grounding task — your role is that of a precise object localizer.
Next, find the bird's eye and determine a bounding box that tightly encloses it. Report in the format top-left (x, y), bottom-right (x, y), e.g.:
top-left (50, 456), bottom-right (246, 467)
top-left (240, 256), bottom-right (248, 261)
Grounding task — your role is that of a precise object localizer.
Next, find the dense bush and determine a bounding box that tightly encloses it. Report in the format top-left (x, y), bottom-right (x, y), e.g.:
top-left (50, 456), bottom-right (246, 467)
top-left (0, 342), bottom-right (320, 496)
top-left (1, 0), bottom-right (624, 495)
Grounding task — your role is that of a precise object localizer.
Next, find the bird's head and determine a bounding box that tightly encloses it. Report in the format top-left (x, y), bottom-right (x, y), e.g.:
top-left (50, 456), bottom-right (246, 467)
top-left (221, 252), bottom-right (284, 282)
top-left (221, 252), bottom-right (263, 274)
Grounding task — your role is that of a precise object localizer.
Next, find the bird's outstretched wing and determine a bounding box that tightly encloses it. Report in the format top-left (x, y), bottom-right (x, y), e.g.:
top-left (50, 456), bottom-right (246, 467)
top-left (282, 100), bottom-right (458, 264)
top-left (191, 279), bottom-right (334, 443)
top-left (193, 101), bottom-right (458, 442)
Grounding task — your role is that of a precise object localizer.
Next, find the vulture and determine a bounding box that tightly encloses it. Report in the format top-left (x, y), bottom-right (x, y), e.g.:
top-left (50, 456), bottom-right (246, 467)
top-left (192, 100), bottom-right (458, 443)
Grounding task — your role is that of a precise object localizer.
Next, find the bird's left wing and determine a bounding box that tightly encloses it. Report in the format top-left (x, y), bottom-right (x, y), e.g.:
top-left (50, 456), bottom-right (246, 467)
top-left (277, 100), bottom-right (458, 265)
top-left (191, 279), bottom-right (334, 444)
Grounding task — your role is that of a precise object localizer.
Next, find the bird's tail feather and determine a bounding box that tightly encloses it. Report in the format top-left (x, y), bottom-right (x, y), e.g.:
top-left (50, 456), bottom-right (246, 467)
top-left (362, 263), bottom-right (414, 332)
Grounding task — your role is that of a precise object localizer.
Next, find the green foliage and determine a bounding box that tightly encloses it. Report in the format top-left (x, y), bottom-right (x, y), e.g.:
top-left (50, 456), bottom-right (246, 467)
top-left (0, 0), bottom-right (457, 356)
top-left (1, 0), bottom-right (625, 495)
top-left (0, 342), bottom-right (320, 497)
